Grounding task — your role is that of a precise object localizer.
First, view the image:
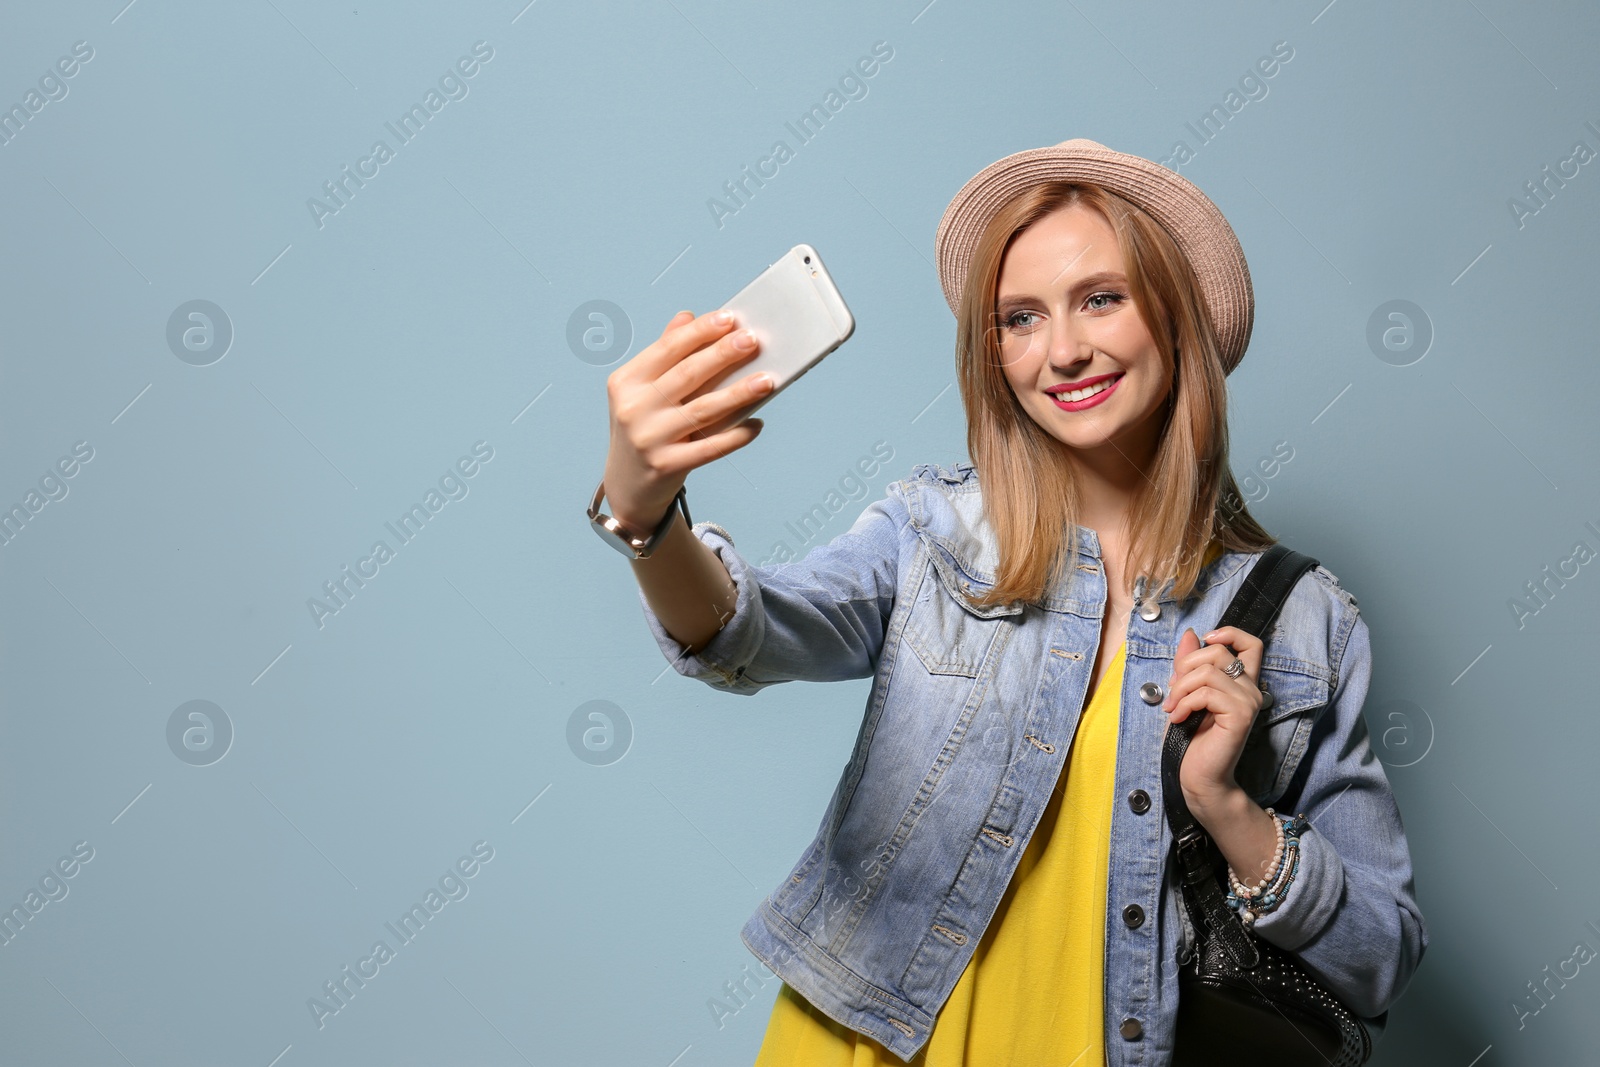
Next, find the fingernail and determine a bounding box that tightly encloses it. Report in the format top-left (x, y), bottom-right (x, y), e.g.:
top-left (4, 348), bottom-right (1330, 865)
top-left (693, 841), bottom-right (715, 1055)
top-left (734, 329), bottom-right (757, 350)
top-left (753, 372), bottom-right (774, 391)
top-left (714, 310), bottom-right (734, 324)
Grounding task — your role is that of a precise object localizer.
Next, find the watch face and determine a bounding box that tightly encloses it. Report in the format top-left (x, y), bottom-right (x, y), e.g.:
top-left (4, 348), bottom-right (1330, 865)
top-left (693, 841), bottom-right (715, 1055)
top-left (589, 485), bottom-right (684, 559)
top-left (591, 515), bottom-right (644, 557)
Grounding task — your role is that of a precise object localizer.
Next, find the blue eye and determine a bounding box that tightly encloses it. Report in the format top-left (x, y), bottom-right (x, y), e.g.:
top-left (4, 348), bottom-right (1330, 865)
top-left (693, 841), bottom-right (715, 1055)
top-left (1002, 292), bottom-right (1124, 331)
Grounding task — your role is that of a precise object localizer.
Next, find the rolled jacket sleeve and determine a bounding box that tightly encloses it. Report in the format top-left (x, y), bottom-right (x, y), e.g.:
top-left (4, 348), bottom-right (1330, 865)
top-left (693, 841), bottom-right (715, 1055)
top-left (1250, 606), bottom-right (1428, 1021)
top-left (637, 485), bottom-right (908, 695)
top-left (1250, 822), bottom-right (1345, 951)
top-left (637, 520), bottom-right (767, 693)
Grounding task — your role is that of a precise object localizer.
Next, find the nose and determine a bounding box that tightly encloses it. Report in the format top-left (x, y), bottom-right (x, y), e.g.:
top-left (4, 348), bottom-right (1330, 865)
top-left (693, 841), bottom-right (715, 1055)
top-left (1045, 313), bottom-right (1094, 373)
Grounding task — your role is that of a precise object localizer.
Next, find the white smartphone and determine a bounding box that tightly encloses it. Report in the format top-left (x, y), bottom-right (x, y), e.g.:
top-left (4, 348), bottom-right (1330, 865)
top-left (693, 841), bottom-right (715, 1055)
top-left (685, 243), bottom-right (855, 438)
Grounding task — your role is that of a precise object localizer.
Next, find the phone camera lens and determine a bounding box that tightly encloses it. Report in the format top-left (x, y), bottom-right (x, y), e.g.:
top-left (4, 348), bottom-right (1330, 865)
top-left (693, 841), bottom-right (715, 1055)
top-left (804, 255), bottom-right (812, 264)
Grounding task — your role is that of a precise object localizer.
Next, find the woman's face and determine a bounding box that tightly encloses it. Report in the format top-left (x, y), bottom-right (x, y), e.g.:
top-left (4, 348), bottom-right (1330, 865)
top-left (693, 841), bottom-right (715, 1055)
top-left (994, 203), bottom-right (1172, 467)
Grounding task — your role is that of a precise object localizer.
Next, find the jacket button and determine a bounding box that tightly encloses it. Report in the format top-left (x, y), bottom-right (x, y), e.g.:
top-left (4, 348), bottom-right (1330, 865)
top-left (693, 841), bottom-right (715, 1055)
top-left (1140, 600), bottom-right (1161, 621)
top-left (1123, 903), bottom-right (1145, 928)
top-left (1120, 1018), bottom-right (1143, 1040)
top-left (1127, 789), bottom-right (1151, 815)
top-left (1139, 681), bottom-right (1165, 705)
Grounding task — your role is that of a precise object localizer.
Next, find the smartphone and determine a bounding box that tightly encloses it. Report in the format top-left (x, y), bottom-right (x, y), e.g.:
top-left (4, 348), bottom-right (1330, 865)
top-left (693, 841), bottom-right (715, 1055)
top-left (685, 243), bottom-right (855, 438)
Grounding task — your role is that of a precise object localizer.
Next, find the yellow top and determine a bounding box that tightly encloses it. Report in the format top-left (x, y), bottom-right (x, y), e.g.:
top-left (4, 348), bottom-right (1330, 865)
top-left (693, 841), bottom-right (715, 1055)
top-left (753, 641), bottom-right (1130, 1066)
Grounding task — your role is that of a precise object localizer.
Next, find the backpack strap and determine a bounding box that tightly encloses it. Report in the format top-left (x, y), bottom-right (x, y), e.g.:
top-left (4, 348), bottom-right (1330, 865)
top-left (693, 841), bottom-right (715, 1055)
top-left (1161, 543), bottom-right (1321, 969)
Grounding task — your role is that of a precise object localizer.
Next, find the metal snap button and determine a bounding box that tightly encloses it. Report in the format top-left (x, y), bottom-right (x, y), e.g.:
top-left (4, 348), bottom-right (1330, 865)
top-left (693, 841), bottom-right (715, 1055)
top-left (1120, 1018), bottom-right (1143, 1040)
top-left (1123, 903), bottom-right (1145, 928)
top-left (1139, 600), bottom-right (1161, 622)
top-left (1139, 681), bottom-right (1165, 705)
top-left (1127, 789), bottom-right (1151, 815)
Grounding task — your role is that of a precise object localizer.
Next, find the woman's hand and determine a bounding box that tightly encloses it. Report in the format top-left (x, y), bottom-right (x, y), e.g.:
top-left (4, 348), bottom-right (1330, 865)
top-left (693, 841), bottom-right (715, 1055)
top-left (1162, 624), bottom-right (1268, 812)
top-left (601, 309), bottom-right (773, 532)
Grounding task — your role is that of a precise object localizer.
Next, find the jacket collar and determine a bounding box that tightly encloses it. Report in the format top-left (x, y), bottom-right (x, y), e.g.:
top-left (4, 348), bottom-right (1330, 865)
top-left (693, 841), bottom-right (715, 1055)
top-left (907, 460), bottom-right (1250, 612)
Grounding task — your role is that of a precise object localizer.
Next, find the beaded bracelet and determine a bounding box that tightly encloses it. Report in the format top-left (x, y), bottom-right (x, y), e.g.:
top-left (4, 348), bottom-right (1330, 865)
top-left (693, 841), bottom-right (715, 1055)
top-left (1228, 834), bottom-right (1296, 925)
top-left (1234, 843), bottom-right (1300, 927)
top-left (1230, 806), bottom-right (1287, 899)
top-left (1226, 809), bottom-right (1306, 926)
top-left (1227, 810), bottom-right (1295, 903)
top-left (1227, 811), bottom-right (1302, 925)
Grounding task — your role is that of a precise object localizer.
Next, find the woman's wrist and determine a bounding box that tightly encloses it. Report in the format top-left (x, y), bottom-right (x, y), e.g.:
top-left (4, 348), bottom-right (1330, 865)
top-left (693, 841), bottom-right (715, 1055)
top-left (1182, 776), bottom-right (1246, 822)
top-left (606, 483), bottom-right (678, 537)
top-left (598, 451), bottom-right (685, 540)
top-left (1190, 786), bottom-right (1279, 884)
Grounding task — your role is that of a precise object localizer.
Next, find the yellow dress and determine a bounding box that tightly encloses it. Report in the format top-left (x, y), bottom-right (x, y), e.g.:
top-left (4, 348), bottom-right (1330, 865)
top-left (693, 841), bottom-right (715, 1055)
top-left (753, 641), bottom-right (1130, 1066)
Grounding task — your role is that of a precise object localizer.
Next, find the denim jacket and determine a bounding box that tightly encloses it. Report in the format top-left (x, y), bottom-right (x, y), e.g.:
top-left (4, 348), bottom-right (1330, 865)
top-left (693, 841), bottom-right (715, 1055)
top-left (638, 459), bottom-right (1426, 1065)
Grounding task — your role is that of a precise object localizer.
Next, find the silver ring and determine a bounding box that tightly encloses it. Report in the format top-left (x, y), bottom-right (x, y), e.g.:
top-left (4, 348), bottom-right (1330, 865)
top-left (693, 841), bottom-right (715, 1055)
top-left (1222, 657), bottom-right (1245, 678)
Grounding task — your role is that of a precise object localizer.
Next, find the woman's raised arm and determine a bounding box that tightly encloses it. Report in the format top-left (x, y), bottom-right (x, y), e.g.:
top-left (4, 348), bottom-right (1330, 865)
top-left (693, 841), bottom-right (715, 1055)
top-left (601, 309), bottom-right (776, 653)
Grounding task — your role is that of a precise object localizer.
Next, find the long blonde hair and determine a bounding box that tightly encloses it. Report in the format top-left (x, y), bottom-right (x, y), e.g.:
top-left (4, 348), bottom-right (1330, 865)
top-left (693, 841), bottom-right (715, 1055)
top-left (957, 180), bottom-right (1275, 609)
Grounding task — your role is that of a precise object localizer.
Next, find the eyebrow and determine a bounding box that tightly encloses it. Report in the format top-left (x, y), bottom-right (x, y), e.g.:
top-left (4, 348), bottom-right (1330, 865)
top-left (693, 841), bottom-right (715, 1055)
top-left (996, 270), bottom-right (1128, 314)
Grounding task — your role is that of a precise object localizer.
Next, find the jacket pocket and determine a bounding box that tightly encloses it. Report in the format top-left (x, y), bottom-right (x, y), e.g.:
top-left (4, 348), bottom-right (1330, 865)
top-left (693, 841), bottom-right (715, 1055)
top-left (1235, 658), bottom-right (1332, 804)
top-left (899, 536), bottom-right (1019, 678)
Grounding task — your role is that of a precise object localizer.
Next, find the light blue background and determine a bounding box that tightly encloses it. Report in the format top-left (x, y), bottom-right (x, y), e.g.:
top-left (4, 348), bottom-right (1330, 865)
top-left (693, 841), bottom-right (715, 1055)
top-left (2, 1), bottom-right (1597, 1064)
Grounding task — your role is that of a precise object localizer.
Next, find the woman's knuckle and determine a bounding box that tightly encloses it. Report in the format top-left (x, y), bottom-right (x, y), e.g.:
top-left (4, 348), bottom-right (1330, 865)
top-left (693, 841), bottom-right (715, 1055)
top-left (617, 389), bottom-right (655, 421)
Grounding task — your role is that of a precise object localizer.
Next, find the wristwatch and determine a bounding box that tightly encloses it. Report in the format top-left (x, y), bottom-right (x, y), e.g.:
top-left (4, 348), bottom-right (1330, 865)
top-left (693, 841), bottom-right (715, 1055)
top-left (587, 480), bottom-right (691, 559)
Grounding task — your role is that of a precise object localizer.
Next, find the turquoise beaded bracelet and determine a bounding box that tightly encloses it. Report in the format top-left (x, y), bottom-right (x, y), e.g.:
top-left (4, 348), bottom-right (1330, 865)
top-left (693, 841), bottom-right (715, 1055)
top-left (1226, 810), bottom-right (1306, 926)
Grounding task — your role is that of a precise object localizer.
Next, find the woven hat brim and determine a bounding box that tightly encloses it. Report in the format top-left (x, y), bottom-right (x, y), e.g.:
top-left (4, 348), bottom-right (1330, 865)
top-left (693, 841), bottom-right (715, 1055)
top-left (934, 139), bottom-right (1254, 375)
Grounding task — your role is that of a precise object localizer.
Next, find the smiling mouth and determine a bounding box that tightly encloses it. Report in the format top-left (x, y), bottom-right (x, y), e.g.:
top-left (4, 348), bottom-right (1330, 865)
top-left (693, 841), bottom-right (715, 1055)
top-left (1047, 372), bottom-right (1123, 405)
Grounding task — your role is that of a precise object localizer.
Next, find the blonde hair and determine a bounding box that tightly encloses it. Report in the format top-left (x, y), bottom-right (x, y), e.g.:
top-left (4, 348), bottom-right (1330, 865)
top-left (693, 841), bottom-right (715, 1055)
top-left (956, 180), bottom-right (1275, 609)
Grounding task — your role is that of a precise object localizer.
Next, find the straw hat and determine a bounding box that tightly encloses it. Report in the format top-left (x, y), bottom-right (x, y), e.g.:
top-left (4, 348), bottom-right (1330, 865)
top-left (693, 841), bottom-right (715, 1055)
top-left (934, 138), bottom-right (1254, 375)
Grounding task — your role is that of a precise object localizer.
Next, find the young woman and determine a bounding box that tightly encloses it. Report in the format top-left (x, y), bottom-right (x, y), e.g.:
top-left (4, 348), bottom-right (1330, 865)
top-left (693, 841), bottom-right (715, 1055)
top-left (594, 139), bottom-right (1425, 1065)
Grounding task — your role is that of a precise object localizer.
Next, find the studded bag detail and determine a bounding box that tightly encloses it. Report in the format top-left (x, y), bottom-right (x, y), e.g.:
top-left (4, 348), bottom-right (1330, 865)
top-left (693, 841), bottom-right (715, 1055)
top-left (1163, 544), bottom-right (1375, 1066)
